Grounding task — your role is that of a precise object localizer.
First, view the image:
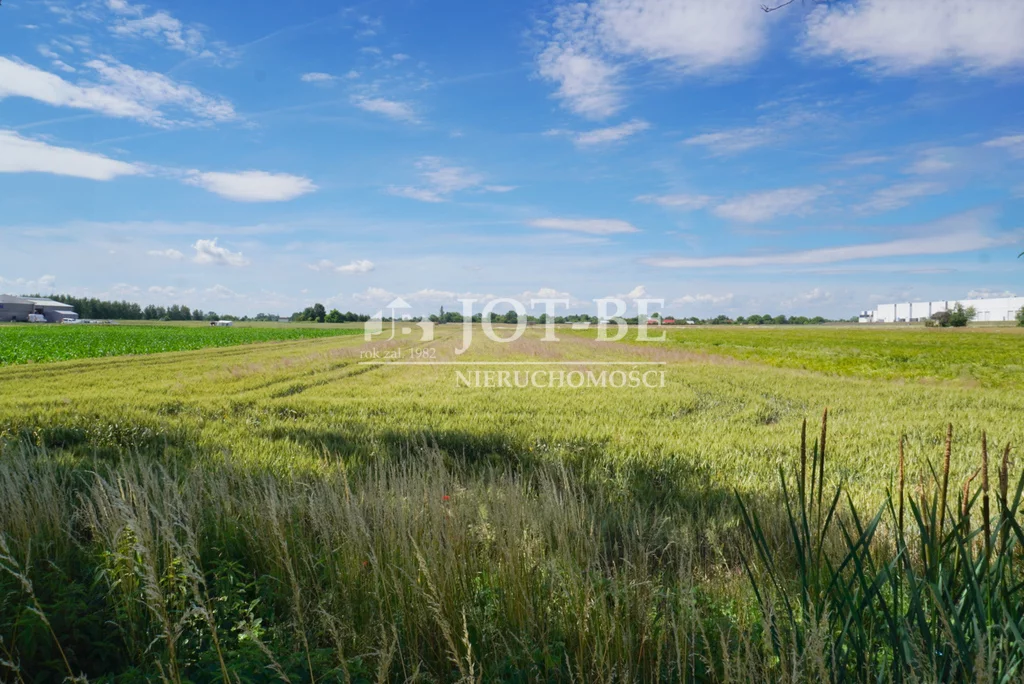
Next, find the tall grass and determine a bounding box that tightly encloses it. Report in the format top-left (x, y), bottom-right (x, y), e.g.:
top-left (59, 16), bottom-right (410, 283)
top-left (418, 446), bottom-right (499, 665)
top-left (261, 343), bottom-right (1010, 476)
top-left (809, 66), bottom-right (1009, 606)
top-left (738, 412), bottom-right (1024, 681)
top-left (0, 439), bottom-right (763, 681)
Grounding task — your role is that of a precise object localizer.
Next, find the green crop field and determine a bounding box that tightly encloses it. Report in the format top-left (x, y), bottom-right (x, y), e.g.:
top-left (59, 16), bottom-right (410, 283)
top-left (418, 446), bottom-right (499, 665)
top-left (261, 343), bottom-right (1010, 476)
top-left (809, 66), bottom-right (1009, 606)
top-left (2, 324), bottom-right (1023, 681)
top-left (0, 323), bottom-right (361, 365)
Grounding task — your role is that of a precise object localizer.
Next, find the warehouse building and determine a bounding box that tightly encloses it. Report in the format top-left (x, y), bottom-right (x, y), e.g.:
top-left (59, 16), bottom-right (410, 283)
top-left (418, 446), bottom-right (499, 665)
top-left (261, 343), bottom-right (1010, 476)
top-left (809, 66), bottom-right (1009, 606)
top-left (859, 296), bottom-right (1024, 323)
top-left (0, 295), bottom-right (78, 323)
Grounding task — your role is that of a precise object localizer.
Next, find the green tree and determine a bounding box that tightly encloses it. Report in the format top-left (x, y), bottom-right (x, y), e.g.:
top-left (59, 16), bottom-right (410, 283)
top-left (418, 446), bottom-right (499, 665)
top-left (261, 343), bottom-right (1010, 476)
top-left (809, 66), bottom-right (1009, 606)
top-left (325, 309), bottom-right (343, 323)
top-left (1016, 306), bottom-right (1024, 327)
top-left (311, 303), bottom-right (327, 323)
top-left (946, 302), bottom-right (976, 327)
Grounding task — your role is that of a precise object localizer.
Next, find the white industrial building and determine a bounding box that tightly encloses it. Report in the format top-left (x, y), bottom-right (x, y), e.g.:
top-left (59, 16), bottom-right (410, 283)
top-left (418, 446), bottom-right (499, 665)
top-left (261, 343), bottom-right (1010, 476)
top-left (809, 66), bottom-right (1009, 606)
top-left (860, 296), bottom-right (1024, 324)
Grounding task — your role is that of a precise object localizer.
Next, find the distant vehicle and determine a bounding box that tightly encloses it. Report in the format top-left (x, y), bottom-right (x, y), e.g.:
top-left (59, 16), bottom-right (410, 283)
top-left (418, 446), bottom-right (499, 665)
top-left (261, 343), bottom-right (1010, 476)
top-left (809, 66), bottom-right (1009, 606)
top-left (211, 320), bottom-right (234, 327)
top-left (28, 313), bottom-right (46, 323)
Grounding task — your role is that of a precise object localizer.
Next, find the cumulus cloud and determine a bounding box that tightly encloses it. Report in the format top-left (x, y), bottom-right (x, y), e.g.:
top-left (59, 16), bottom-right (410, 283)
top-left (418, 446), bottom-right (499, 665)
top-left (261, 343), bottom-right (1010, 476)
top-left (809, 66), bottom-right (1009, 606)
top-left (529, 218), bottom-right (639, 235)
top-left (147, 248), bottom-right (184, 260)
top-left (0, 274), bottom-right (57, 292)
top-left (352, 96), bottom-right (417, 122)
top-left (803, 0), bottom-right (1024, 73)
top-left (644, 230), bottom-right (1006, 269)
top-left (308, 259), bottom-right (375, 274)
top-left (538, 0), bottom-right (766, 119)
top-left (713, 186), bottom-right (825, 223)
top-left (859, 181), bottom-right (945, 213)
top-left (192, 239), bottom-right (249, 267)
top-left (184, 170), bottom-right (317, 202)
top-left (0, 57), bottom-right (235, 127)
top-left (0, 130), bottom-right (141, 180)
top-left (635, 193), bottom-right (712, 210)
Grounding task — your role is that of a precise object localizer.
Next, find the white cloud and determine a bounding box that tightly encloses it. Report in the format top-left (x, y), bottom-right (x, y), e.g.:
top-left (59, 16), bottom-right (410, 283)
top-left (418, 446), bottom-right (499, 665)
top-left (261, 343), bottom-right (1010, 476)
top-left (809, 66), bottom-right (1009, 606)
top-left (0, 274), bottom-right (57, 292)
top-left (108, 2), bottom-right (230, 60)
top-left (635, 193), bottom-right (712, 210)
top-left (352, 96), bottom-right (417, 122)
top-left (968, 288), bottom-right (1017, 299)
top-left (0, 130), bottom-right (141, 180)
top-left (713, 187), bottom-right (825, 223)
top-left (538, 43), bottom-right (622, 119)
top-left (387, 157), bottom-right (506, 203)
top-left (803, 0), bottom-right (1024, 74)
top-left (184, 171), bottom-right (317, 202)
top-left (984, 134), bottom-right (1024, 158)
top-left (906, 149), bottom-right (955, 174)
top-left (644, 230), bottom-right (1005, 269)
top-left (611, 285), bottom-right (648, 300)
top-left (672, 293), bottom-right (734, 306)
top-left (684, 124), bottom-right (786, 155)
top-left (386, 186), bottom-right (445, 203)
top-left (0, 57), bottom-right (235, 127)
top-left (570, 119), bottom-right (650, 146)
top-left (538, 0), bottom-right (767, 119)
top-left (147, 248), bottom-right (184, 260)
top-left (529, 218), bottom-right (639, 235)
top-left (309, 259), bottom-right (375, 274)
top-left (301, 72), bottom-right (336, 83)
top-left (192, 239), bottom-right (249, 267)
top-left (859, 182), bottom-right (945, 213)
top-left (206, 284), bottom-right (243, 299)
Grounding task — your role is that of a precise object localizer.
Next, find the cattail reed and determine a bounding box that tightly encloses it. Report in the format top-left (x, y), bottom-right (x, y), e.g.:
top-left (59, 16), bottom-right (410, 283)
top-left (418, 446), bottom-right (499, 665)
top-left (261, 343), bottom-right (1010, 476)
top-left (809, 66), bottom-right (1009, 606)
top-left (898, 434), bottom-right (905, 542)
top-left (800, 418), bottom-right (807, 512)
top-left (817, 408), bottom-right (828, 527)
top-left (939, 423), bottom-right (952, 537)
top-left (982, 432), bottom-right (991, 556)
top-left (1000, 442), bottom-right (1011, 555)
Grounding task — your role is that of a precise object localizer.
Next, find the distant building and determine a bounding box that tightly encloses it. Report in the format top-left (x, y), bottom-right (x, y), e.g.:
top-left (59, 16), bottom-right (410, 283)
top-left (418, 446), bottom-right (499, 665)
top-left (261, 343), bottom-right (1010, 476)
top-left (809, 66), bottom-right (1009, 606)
top-left (860, 296), bottom-right (1024, 323)
top-left (0, 295), bottom-right (78, 323)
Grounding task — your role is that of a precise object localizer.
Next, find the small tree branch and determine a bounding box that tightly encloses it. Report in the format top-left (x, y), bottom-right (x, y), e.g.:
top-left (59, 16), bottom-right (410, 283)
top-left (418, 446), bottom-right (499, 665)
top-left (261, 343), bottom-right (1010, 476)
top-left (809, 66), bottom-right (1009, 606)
top-left (761, 0), bottom-right (797, 12)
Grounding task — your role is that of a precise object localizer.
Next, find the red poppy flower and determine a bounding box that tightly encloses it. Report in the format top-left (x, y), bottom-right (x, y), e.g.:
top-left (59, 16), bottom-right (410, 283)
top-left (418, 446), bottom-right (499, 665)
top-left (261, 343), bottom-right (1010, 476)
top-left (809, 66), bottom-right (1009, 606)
top-left (442, 495), bottom-right (451, 502)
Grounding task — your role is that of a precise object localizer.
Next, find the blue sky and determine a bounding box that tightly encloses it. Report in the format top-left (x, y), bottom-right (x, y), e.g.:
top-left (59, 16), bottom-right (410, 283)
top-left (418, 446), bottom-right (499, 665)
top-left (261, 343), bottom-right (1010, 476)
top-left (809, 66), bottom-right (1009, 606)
top-left (1, 0), bottom-right (1023, 318)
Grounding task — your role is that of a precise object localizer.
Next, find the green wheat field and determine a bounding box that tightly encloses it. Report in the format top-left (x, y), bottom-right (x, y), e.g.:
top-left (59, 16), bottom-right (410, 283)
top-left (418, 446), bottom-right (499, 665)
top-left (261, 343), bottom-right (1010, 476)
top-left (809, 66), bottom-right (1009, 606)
top-left (2, 323), bottom-right (1024, 681)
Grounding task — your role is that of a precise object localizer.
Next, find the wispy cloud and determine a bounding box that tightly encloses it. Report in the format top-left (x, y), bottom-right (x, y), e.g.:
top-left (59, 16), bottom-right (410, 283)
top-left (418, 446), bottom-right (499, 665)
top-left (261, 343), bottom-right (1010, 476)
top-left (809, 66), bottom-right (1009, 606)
top-left (0, 57), bottom-right (236, 127)
top-left (183, 171), bottom-right (317, 202)
top-left (0, 129), bottom-right (141, 180)
top-left (635, 193), bottom-right (713, 210)
top-left (644, 230), bottom-right (1006, 269)
top-left (387, 157), bottom-right (509, 203)
top-left (308, 259), bottom-right (375, 274)
top-left (352, 95), bottom-right (417, 122)
top-left (551, 119), bottom-right (651, 146)
top-left (985, 134), bottom-right (1024, 158)
top-left (529, 218), bottom-right (639, 235)
top-left (713, 186), bottom-right (825, 223)
top-left (300, 72), bottom-right (336, 83)
top-left (147, 248), bottom-right (184, 260)
top-left (859, 181), bottom-right (945, 213)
